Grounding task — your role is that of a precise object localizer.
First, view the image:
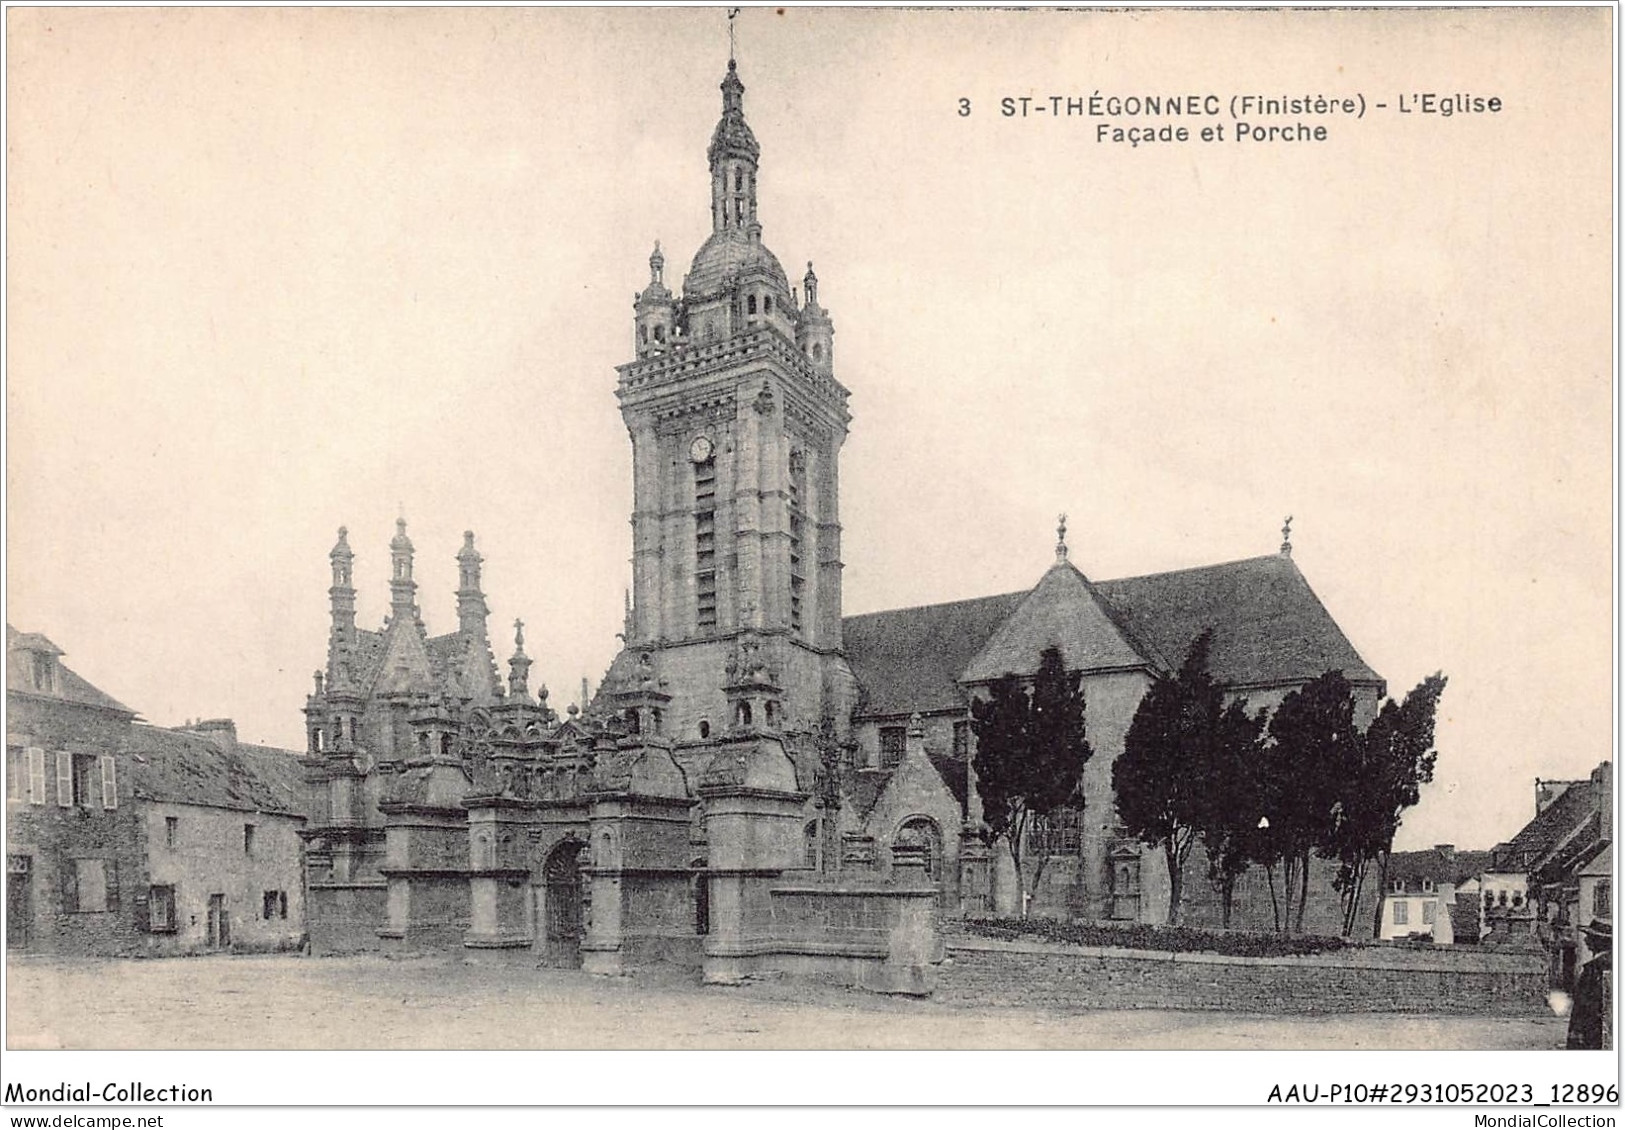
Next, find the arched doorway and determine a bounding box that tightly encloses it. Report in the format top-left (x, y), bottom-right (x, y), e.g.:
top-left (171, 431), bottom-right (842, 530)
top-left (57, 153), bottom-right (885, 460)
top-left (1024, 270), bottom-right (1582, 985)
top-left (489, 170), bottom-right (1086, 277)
top-left (896, 816), bottom-right (950, 911)
top-left (542, 839), bottom-right (586, 968)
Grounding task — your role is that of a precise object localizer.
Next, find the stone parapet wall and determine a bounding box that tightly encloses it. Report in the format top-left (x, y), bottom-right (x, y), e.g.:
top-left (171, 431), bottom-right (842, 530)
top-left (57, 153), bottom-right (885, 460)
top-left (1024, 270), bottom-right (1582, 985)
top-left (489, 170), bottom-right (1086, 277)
top-left (941, 936), bottom-right (1547, 1014)
top-left (707, 876), bottom-right (941, 994)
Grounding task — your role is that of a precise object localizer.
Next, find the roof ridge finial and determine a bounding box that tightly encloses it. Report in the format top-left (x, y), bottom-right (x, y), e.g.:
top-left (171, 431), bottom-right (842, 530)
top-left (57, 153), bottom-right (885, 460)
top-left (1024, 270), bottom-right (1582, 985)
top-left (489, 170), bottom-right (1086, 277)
top-left (1280, 515), bottom-right (1294, 558)
top-left (1056, 513), bottom-right (1069, 563)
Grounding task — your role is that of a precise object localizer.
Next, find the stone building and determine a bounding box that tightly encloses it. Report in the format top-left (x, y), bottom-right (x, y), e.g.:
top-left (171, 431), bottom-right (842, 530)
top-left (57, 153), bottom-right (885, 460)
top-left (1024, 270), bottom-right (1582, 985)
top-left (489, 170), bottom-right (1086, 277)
top-left (299, 54), bottom-right (1393, 979)
top-left (1488, 763), bottom-right (1612, 986)
top-left (5, 626), bottom-right (306, 955)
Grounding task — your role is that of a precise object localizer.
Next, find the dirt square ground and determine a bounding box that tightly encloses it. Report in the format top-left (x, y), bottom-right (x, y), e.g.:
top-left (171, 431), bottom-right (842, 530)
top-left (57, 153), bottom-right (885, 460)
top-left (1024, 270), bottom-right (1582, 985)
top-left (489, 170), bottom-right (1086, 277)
top-left (4, 952), bottom-right (1566, 1051)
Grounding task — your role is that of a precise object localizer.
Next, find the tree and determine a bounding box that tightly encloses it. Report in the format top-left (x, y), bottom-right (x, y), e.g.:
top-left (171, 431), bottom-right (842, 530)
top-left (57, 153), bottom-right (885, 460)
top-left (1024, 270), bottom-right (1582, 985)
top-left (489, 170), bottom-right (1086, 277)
top-left (1256, 670), bottom-right (1360, 934)
top-left (1113, 631), bottom-right (1232, 926)
top-left (970, 645), bottom-right (1093, 917)
top-left (1195, 698), bottom-right (1269, 929)
top-left (1356, 674), bottom-right (1448, 939)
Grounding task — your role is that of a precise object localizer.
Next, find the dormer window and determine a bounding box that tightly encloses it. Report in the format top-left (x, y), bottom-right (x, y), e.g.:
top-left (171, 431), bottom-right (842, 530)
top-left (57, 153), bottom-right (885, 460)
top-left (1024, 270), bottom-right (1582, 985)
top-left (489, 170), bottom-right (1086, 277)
top-left (30, 653), bottom-right (54, 692)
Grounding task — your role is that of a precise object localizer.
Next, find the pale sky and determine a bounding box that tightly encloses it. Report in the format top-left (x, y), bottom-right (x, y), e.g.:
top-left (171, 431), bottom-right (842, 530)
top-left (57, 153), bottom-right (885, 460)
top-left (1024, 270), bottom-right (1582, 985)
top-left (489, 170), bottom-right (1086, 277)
top-left (7, 7), bottom-right (1613, 854)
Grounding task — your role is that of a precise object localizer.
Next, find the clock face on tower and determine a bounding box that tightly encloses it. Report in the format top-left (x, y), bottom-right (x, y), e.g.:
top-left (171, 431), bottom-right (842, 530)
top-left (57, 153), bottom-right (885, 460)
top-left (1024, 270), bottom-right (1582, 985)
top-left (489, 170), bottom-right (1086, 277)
top-left (689, 435), bottom-right (714, 463)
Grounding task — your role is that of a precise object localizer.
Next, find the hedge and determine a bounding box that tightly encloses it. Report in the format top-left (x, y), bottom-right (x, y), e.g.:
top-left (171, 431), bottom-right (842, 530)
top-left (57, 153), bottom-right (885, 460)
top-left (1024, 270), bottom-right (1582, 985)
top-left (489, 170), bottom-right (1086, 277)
top-left (963, 917), bottom-right (1350, 958)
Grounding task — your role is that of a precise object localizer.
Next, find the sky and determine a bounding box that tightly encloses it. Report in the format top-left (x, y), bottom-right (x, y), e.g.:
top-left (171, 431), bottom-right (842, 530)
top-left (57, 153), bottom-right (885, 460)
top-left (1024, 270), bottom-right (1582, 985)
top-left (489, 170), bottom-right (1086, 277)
top-left (6, 7), bottom-right (1613, 854)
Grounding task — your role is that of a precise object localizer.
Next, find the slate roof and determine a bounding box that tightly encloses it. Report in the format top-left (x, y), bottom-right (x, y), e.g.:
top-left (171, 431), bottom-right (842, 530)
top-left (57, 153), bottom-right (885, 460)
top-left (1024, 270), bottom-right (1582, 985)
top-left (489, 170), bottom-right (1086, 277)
top-left (1388, 848), bottom-right (1492, 887)
top-left (6, 625), bottom-right (135, 715)
top-left (1493, 783), bottom-right (1597, 873)
top-left (124, 725), bottom-right (307, 817)
top-left (1095, 554), bottom-right (1382, 688)
top-left (926, 752), bottom-right (968, 812)
top-left (842, 552), bottom-right (1381, 717)
top-left (848, 767), bottom-right (894, 819)
top-left (843, 592), bottom-right (1025, 717)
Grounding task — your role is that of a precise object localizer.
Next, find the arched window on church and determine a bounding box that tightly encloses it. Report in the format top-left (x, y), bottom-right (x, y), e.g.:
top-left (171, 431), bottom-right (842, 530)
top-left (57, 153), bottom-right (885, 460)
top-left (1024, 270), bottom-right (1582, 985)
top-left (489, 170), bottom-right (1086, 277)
top-left (698, 719), bottom-right (711, 740)
top-left (811, 343), bottom-right (823, 362)
top-left (803, 821), bottom-right (821, 870)
top-left (737, 701), bottom-right (753, 727)
top-left (654, 324), bottom-right (665, 342)
top-left (747, 294), bottom-right (757, 315)
top-left (624, 708), bottom-right (640, 735)
top-left (763, 296), bottom-right (772, 314)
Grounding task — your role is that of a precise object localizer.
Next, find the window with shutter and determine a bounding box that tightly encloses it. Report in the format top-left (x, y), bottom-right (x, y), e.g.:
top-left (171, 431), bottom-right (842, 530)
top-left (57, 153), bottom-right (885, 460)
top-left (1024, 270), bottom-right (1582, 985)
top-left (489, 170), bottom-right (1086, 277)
top-left (5, 746), bottom-right (21, 800)
top-left (146, 885), bottom-right (177, 932)
top-left (62, 858), bottom-right (79, 913)
top-left (27, 748), bottom-right (46, 804)
top-left (105, 859), bottom-right (119, 912)
top-left (55, 751), bottom-right (73, 808)
top-left (100, 756), bottom-right (117, 809)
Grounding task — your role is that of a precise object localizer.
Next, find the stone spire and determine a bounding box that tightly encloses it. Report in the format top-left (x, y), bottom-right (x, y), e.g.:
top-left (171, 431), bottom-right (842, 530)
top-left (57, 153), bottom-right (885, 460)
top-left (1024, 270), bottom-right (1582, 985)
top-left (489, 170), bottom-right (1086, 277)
top-left (456, 531), bottom-right (489, 635)
top-left (328, 526), bottom-right (356, 646)
top-left (1280, 515), bottom-right (1294, 558)
top-left (389, 517), bottom-right (417, 622)
top-left (507, 618), bottom-right (532, 702)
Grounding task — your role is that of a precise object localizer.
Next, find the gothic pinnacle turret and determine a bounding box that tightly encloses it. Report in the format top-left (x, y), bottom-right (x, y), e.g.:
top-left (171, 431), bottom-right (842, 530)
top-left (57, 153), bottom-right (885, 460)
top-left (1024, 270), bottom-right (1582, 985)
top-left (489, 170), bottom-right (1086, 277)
top-left (328, 526), bottom-right (356, 646)
top-left (507, 618), bottom-right (533, 702)
top-left (389, 517), bottom-right (418, 622)
top-left (456, 531), bottom-right (489, 634)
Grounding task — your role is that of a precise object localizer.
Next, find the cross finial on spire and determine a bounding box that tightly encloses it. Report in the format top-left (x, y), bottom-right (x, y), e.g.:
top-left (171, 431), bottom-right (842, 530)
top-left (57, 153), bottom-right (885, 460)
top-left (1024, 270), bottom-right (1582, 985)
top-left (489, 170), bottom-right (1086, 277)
top-left (1056, 513), bottom-right (1069, 562)
top-left (513, 618), bottom-right (525, 652)
top-left (728, 7), bottom-right (739, 62)
top-left (1280, 515), bottom-right (1294, 557)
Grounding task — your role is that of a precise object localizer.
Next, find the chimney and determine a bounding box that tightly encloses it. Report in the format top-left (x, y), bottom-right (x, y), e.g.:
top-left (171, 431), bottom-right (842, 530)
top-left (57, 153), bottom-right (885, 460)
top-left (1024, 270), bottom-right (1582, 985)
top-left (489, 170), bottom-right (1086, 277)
top-left (1594, 762), bottom-right (1613, 844)
top-left (185, 718), bottom-right (238, 752)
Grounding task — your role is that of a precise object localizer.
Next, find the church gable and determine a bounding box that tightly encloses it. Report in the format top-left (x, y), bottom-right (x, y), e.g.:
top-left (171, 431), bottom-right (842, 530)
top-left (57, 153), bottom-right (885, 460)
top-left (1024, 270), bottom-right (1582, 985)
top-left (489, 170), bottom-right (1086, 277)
top-left (860, 735), bottom-right (962, 841)
top-left (960, 561), bottom-right (1156, 685)
top-left (370, 617), bottom-right (435, 696)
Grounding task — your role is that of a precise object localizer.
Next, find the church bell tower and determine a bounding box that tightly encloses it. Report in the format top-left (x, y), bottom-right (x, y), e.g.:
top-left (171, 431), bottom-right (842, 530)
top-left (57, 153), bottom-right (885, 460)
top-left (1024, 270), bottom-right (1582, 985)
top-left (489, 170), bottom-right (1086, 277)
top-left (614, 56), bottom-right (855, 743)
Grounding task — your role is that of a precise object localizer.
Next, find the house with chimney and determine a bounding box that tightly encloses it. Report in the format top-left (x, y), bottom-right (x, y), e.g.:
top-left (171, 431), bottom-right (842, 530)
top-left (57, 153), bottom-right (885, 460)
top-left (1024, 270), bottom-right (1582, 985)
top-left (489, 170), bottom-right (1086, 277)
top-left (6, 626), bottom-right (307, 955)
top-left (1487, 762), bottom-right (1612, 987)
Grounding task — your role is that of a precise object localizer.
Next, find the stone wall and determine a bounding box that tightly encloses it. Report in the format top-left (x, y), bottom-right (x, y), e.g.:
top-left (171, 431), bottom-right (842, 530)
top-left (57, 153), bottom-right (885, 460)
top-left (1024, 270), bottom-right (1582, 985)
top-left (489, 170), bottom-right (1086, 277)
top-left (307, 882), bottom-right (387, 954)
top-left (940, 935), bottom-right (1548, 1014)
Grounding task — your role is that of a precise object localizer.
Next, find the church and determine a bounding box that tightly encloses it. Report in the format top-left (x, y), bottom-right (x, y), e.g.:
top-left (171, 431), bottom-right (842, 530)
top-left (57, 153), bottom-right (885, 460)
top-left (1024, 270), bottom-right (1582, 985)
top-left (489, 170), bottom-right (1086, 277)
top-left (299, 55), bottom-right (1384, 979)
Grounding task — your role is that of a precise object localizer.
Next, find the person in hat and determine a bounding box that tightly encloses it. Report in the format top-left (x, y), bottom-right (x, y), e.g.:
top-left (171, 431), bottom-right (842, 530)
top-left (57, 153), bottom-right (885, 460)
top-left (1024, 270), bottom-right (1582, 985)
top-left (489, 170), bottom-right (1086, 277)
top-left (1566, 918), bottom-right (1611, 1049)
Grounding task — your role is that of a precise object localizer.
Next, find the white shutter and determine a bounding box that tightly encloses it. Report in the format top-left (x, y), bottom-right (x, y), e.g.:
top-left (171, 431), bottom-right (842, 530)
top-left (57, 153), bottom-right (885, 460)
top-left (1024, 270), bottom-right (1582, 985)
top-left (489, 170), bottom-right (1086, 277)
top-left (55, 751), bottom-right (73, 807)
top-left (100, 755), bottom-right (118, 810)
top-left (26, 751), bottom-right (46, 803)
top-left (27, 747), bottom-right (46, 805)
